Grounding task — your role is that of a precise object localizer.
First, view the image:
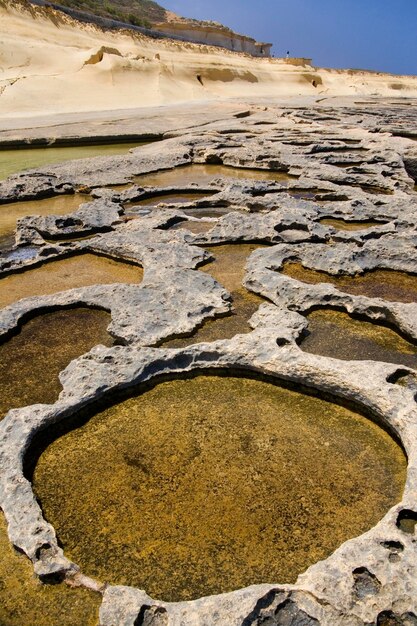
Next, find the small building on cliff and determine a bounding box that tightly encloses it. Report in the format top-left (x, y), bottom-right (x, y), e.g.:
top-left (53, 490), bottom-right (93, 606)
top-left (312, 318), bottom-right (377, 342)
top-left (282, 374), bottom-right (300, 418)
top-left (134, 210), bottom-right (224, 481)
top-left (152, 20), bottom-right (272, 57)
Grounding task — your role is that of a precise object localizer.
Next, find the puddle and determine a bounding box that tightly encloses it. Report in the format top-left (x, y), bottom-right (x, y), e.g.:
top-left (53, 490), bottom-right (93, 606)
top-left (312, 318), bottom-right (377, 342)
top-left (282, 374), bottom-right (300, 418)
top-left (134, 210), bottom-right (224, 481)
top-left (134, 164), bottom-right (296, 187)
top-left (300, 309), bottom-right (417, 369)
top-left (31, 374), bottom-right (406, 601)
top-left (287, 189), bottom-right (326, 200)
top-left (125, 192), bottom-right (213, 210)
top-left (0, 246), bottom-right (40, 265)
top-left (281, 262), bottom-right (417, 303)
top-left (0, 512), bottom-right (100, 626)
top-left (164, 244), bottom-right (268, 347)
top-left (170, 221), bottom-right (215, 235)
top-left (0, 194), bottom-right (90, 251)
top-left (0, 253), bottom-right (143, 309)
top-left (0, 307), bottom-right (113, 416)
top-left (330, 162), bottom-right (365, 168)
top-left (183, 208), bottom-right (231, 218)
top-left (200, 244), bottom-right (269, 296)
top-left (0, 143), bottom-right (145, 180)
top-left (267, 188), bottom-right (344, 202)
top-left (320, 218), bottom-right (387, 231)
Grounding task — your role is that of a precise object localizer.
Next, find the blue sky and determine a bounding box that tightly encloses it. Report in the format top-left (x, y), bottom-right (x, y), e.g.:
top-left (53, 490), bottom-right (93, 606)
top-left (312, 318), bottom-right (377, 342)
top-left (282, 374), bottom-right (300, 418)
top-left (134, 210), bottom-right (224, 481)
top-left (161, 0), bottom-right (417, 75)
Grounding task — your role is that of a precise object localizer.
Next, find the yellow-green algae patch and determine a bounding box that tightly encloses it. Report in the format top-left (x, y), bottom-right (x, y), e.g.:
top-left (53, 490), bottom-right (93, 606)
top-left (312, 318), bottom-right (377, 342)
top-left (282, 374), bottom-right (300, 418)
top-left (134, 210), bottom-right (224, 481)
top-left (164, 244), bottom-right (267, 347)
top-left (0, 194), bottom-right (91, 250)
top-left (0, 253), bottom-right (143, 309)
top-left (301, 309), bottom-right (417, 369)
top-left (281, 261), bottom-right (417, 303)
top-left (0, 512), bottom-right (101, 626)
top-left (134, 164), bottom-right (296, 187)
top-left (32, 375), bottom-right (406, 602)
top-left (0, 143), bottom-right (143, 181)
top-left (319, 218), bottom-right (387, 231)
top-left (0, 307), bottom-right (113, 418)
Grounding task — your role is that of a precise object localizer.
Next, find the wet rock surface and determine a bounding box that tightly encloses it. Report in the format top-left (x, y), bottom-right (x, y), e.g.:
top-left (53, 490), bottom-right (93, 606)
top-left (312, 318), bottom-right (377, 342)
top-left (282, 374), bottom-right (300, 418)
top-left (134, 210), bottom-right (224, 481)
top-left (1, 98), bottom-right (417, 625)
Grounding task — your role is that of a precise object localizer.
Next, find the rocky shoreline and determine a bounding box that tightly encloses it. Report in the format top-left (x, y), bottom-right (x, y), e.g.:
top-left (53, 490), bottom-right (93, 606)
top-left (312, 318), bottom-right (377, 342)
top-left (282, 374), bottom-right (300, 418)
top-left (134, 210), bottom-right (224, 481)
top-left (1, 99), bottom-right (417, 625)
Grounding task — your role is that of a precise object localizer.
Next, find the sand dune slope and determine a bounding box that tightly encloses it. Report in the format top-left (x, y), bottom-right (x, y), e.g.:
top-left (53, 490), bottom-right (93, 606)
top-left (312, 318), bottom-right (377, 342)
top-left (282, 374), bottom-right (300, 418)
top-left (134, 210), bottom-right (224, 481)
top-left (1, 0), bottom-right (417, 118)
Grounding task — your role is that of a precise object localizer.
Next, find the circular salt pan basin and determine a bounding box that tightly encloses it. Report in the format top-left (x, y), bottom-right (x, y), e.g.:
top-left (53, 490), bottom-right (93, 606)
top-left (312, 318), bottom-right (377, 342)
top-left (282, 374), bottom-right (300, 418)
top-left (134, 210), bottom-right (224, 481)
top-left (32, 375), bottom-right (406, 602)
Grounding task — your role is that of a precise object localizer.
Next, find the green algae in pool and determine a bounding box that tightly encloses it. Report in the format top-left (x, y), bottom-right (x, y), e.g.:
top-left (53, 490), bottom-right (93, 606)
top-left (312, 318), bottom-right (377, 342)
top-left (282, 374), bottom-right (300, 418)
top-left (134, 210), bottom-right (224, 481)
top-left (32, 375), bottom-right (406, 601)
top-left (0, 307), bottom-right (113, 418)
top-left (0, 253), bottom-right (143, 309)
top-left (0, 512), bottom-right (101, 626)
top-left (301, 309), bottom-right (417, 369)
top-left (164, 244), bottom-right (268, 347)
top-left (0, 143), bottom-right (144, 180)
top-left (281, 261), bottom-right (417, 303)
top-left (0, 194), bottom-right (91, 251)
top-left (134, 164), bottom-right (296, 187)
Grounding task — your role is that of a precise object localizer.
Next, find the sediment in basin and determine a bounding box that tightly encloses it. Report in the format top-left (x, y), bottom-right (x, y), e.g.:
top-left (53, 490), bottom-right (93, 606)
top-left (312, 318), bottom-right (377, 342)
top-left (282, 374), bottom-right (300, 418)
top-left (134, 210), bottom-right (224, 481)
top-left (164, 243), bottom-right (268, 346)
top-left (0, 307), bottom-right (113, 418)
top-left (0, 513), bottom-right (100, 626)
top-left (0, 253), bottom-right (143, 308)
top-left (300, 309), bottom-right (417, 369)
top-left (281, 262), bottom-right (417, 303)
top-left (31, 374), bottom-right (406, 602)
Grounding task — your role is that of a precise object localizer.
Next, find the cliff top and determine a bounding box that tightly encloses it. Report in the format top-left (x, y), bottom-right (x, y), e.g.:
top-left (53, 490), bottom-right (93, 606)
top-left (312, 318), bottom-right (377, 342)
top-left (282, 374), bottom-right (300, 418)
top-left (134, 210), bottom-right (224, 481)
top-left (33, 0), bottom-right (243, 35)
top-left (50, 0), bottom-right (170, 28)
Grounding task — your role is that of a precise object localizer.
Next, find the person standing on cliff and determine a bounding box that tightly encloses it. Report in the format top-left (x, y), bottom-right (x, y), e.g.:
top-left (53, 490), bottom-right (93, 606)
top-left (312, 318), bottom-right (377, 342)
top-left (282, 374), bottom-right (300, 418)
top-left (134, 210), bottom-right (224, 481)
top-left (286, 50), bottom-right (290, 58)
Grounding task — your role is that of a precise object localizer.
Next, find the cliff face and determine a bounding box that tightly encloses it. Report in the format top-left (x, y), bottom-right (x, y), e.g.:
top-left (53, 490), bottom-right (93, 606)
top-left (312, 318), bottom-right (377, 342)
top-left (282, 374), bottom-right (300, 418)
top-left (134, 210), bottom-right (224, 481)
top-left (1, 0), bottom-right (417, 119)
top-left (153, 21), bottom-right (272, 57)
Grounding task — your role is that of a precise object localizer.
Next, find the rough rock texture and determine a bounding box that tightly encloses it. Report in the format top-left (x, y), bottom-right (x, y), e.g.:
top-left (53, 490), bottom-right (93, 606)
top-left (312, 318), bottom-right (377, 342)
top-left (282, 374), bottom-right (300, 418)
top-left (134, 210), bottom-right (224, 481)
top-left (1, 99), bottom-right (417, 625)
top-left (15, 198), bottom-right (123, 245)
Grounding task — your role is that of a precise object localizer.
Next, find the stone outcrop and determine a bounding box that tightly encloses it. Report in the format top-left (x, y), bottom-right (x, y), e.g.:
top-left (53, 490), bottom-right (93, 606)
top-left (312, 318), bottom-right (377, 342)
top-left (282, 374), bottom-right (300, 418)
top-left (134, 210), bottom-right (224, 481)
top-left (152, 20), bottom-right (272, 57)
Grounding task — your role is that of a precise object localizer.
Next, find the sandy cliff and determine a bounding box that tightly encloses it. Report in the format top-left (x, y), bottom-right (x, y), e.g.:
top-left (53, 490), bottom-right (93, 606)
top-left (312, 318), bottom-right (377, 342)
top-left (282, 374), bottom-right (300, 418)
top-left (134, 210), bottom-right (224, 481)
top-left (1, 0), bottom-right (417, 118)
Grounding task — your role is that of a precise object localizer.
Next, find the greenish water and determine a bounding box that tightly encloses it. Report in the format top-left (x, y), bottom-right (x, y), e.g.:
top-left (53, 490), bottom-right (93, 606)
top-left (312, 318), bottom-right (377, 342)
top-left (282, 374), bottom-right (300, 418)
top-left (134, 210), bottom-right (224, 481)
top-left (0, 253), bottom-right (143, 309)
top-left (281, 262), bottom-right (417, 304)
top-left (134, 164), bottom-right (296, 187)
top-left (301, 309), bottom-right (417, 369)
top-left (320, 218), bottom-right (387, 231)
top-left (0, 143), bottom-right (144, 180)
top-left (32, 375), bottom-right (406, 601)
top-left (0, 307), bottom-right (113, 417)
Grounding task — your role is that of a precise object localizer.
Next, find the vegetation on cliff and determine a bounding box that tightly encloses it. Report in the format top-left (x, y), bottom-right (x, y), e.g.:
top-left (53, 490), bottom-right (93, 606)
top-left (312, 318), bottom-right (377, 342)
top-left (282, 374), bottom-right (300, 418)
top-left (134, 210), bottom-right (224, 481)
top-left (53, 0), bottom-right (167, 28)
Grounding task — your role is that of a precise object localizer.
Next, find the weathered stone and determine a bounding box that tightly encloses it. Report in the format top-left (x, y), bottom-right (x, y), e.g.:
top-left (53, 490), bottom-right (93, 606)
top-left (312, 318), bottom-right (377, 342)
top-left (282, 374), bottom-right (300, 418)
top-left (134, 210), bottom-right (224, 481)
top-left (1, 99), bottom-right (417, 626)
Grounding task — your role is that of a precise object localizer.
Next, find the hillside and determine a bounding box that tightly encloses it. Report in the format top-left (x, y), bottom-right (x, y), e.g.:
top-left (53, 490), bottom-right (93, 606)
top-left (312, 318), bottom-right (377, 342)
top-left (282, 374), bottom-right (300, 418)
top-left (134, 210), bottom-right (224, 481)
top-left (1, 0), bottom-right (417, 119)
top-left (51, 0), bottom-right (169, 28)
